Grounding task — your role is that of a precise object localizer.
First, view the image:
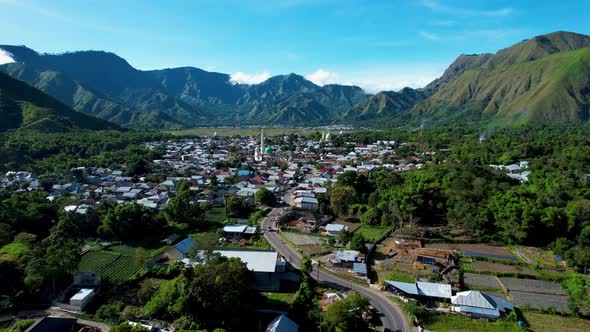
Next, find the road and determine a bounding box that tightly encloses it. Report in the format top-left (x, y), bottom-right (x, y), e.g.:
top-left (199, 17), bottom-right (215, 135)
top-left (262, 205), bottom-right (410, 332)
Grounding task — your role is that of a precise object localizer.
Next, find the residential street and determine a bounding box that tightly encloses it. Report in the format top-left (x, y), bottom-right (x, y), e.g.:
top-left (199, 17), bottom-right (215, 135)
top-left (262, 206), bottom-right (410, 332)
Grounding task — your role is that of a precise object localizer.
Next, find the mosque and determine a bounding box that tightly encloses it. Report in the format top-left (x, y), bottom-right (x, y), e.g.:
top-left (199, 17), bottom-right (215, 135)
top-left (254, 129), bottom-right (273, 161)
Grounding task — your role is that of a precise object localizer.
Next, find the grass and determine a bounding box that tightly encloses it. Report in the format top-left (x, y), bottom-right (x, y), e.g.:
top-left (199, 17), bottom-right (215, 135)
top-left (357, 225), bottom-right (390, 242)
top-left (205, 207), bottom-right (227, 223)
top-left (167, 127), bottom-right (340, 137)
top-left (422, 313), bottom-right (523, 332)
top-left (385, 270), bottom-right (415, 283)
top-left (523, 310), bottom-right (590, 332)
top-left (261, 292), bottom-right (296, 311)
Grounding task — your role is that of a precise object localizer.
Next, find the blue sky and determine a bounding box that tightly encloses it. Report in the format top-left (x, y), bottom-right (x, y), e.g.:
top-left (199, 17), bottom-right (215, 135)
top-left (1, 0), bottom-right (589, 92)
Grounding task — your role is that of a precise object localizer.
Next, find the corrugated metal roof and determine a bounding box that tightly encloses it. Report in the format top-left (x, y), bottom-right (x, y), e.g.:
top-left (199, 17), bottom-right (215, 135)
top-left (353, 262), bottom-right (367, 274)
top-left (214, 250), bottom-right (278, 273)
top-left (223, 225), bottom-right (248, 233)
top-left (386, 281), bottom-right (419, 295)
top-left (456, 305), bottom-right (500, 318)
top-left (336, 250), bottom-right (358, 262)
top-left (416, 281), bottom-right (452, 299)
top-left (452, 291), bottom-right (514, 312)
top-left (386, 281), bottom-right (452, 299)
top-left (266, 314), bottom-right (299, 332)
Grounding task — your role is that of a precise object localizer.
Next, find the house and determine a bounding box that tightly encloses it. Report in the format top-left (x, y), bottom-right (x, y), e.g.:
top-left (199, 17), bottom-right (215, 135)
top-left (182, 249), bottom-right (283, 291)
top-left (165, 237), bottom-right (198, 260)
top-left (331, 250), bottom-right (361, 267)
top-left (223, 225), bottom-right (257, 239)
top-left (325, 224), bottom-right (348, 236)
top-left (69, 288), bottom-right (95, 311)
top-left (451, 291), bottom-right (513, 320)
top-left (266, 314), bottom-right (299, 332)
top-left (319, 292), bottom-right (348, 310)
top-left (293, 196), bottom-right (319, 211)
top-left (353, 262), bottom-right (368, 277)
top-left (24, 316), bottom-right (77, 332)
top-left (385, 280), bottom-right (452, 300)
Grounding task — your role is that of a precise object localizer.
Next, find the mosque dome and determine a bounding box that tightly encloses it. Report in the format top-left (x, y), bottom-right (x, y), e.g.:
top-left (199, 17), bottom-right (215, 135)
top-left (264, 147), bottom-right (273, 154)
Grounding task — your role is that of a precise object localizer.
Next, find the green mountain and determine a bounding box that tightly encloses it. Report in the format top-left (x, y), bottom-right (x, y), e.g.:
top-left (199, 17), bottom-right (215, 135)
top-left (344, 88), bottom-right (428, 125)
top-left (2, 31), bottom-right (590, 129)
top-left (0, 71), bottom-right (120, 132)
top-left (409, 31), bottom-right (590, 126)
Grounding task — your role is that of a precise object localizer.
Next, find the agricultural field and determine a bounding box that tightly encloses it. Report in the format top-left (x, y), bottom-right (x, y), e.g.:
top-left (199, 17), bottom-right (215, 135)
top-left (472, 261), bottom-right (537, 276)
top-left (78, 250), bottom-right (145, 283)
top-left (463, 273), bottom-right (501, 289)
top-left (510, 291), bottom-right (569, 312)
top-left (282, 232), bottom-right (329, 256)
top-left (458, 244), bottom-right (517, 261)
top-left (357, 225), bottom-right (389, 242)
top-left (282, 232), bottom-right (324, 246)
top-left (524, 311), bottom-right (590, 332)
top-left (499, 277), bottom-right (566, 295)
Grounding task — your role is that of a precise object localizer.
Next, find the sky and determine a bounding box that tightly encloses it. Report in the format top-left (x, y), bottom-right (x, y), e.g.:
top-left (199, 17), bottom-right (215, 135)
top-left (1, 0), bottom-right (590, 93)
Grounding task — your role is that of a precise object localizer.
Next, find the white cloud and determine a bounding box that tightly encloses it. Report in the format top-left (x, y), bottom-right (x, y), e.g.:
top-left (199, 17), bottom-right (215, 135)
top-left (420, 31), bottom-right (441, 41)
top-left (421, 0), bottom-right (513, 17)
top-left (305, 69), bottom-right (342, 86)
top-left (0, 50), bottom-right (15, 65)
top-left (230, 70), bottom-right (272, 85)
top-left (303, 64), bottom-right (445, 94)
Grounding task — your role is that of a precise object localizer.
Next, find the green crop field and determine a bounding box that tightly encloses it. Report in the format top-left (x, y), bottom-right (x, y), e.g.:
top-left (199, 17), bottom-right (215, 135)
top-left (357, 226), bottom-right (389, 242)
top-left (78, 250), bottom-right (145, 283)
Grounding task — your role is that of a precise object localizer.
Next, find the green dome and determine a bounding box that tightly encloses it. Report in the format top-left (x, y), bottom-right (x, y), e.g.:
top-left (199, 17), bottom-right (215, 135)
top-left (325, 133), bottom-right (333, 139)
top-left (264, 147), bottom-right (273, 154)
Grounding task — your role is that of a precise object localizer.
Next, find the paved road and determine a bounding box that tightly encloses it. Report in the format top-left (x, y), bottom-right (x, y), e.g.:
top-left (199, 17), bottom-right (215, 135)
top-left (262, 206), bottom-right (410, 332)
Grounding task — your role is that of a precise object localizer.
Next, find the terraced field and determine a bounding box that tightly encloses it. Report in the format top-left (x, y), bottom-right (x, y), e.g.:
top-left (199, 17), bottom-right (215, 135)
top-left (510, 291), bottom-right (569, 312)
top-left (464, 273), bottom-right (501, 289)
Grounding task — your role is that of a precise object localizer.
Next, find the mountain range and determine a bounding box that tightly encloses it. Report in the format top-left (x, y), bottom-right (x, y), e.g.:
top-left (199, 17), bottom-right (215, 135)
top-left (0, 71), bottom-right (119, 133)
top-left (1, 31), bottom-right (590, 129)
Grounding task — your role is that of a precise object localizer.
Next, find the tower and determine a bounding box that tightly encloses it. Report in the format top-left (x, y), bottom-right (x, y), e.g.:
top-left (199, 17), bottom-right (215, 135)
top-left (255, 128), bottom-right (265, 162)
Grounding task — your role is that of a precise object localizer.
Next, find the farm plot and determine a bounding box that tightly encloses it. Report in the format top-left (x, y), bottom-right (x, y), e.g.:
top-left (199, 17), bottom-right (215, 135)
top-left (283, 232), bottom-right (324, 246)
top-left (510, 291), bottom-right (569, 312)
top-left (458, 244), bottom-right (517, 261)
top-left (499, 277), bottom-right (566, 295)
top-left (79, 250), bottom-right (144, 283)
top-left (464, 273), bottom-right (501, 289)
top-left (357, 226), bottom-right (389, 242)
top-left (473, 261), bottom-right (536, 276)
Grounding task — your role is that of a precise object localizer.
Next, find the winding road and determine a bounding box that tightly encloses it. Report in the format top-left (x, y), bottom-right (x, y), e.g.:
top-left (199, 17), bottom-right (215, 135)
top-left (262, 205), bottom-right (410, 332)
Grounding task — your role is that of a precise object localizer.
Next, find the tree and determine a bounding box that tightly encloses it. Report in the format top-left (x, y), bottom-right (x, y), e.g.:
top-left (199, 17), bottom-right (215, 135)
top-left (338, 230), bottom-right (352, 246)
top-left (330, 186), bottom-right (357, 217)
top-left (255, 188), bottom-right (276, 207)
top-left (98, 203), bottom-right (165, 244)
top-left (162, 180), bottom-right (204, 229)
top-left (26, 216), bottom-right (82, 296)
top-left (323, 292), bottom-right (370, 332)
top-left (350, 232), bottom-right (367, 253)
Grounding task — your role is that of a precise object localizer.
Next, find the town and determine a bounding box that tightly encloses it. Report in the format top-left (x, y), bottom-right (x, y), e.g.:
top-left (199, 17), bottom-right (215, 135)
top-left (3, 128), bottom-right (582, 332)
